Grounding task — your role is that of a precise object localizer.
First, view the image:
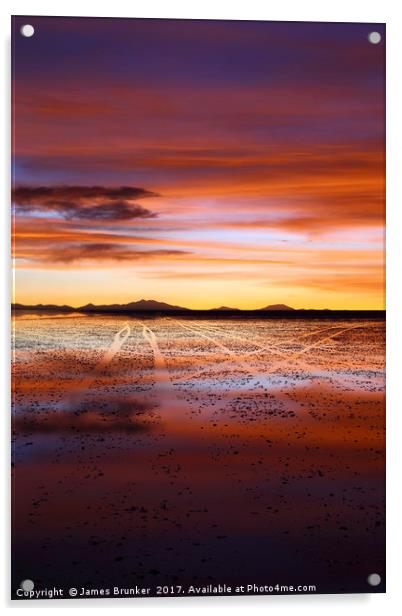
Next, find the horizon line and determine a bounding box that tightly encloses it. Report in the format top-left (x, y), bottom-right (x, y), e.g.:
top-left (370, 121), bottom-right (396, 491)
top-left (11, 299), bottom-right (386, 313)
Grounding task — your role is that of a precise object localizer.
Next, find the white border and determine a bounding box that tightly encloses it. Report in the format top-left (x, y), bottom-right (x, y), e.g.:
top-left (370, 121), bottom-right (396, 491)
top-left (1, 1), bottom-right (401, 614)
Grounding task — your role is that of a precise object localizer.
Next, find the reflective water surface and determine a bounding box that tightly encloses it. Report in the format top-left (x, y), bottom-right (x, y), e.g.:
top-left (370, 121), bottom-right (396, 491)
top-left (12, 315), bottom-right (385, 594)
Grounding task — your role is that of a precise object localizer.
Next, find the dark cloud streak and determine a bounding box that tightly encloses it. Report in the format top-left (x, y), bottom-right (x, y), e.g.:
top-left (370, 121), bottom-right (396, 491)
top-left (25, 242), bottom-right (190, 264)
top-left (12, 185), bottom-right (159, 221)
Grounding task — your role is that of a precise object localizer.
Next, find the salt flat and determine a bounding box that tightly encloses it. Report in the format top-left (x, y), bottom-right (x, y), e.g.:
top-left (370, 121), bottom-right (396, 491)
top-left (12, 315), bottom-right (385, 594)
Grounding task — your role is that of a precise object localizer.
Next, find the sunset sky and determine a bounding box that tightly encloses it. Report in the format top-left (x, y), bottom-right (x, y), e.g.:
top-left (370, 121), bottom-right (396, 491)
top-left (12, 17), bottom-right (385, 309)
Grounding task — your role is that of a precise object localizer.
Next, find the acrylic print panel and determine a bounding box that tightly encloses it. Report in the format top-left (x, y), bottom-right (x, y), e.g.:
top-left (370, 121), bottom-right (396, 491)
top-left (11, 16), bottom-right (385, 600)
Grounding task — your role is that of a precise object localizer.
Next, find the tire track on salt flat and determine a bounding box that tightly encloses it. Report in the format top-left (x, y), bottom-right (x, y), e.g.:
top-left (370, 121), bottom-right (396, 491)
top-left (188, 320), bottom-right (373, 358)
top-left (171, 319), bottom-right (372, 389)
top-left (57, 322), bottom-right (131, 412)
top-left (141, 324), bottom-right (190, 422)
top-left (172, 320), bottom-right (379, 419)
top-left (167, 320), bottom-right (364, 382)
top-left (141, 324), bottom-right (175, 390)
top-left (171, 320), bottom-right (284, 390)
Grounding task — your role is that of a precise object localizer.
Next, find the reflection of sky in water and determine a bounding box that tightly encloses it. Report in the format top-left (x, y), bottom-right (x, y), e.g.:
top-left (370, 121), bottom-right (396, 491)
top-left (184, 373), bottom-right (309, 392)
top-left (13, 435), bottom-right (62, 462)
top-left (309, 369), bottom-right (384, 389)
top-left (12, 317), bottom-right (385, 594)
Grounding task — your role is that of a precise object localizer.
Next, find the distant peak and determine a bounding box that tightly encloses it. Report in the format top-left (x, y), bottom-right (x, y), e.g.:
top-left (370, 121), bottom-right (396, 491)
top-left (261, 304), bottom-right (295, 311)
top-left (76, 299), bottom-right (190, 311)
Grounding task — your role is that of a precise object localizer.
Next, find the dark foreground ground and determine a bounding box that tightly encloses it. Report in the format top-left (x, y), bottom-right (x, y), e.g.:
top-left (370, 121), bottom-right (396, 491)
top-left (12, 315), bottom-right (385, 598)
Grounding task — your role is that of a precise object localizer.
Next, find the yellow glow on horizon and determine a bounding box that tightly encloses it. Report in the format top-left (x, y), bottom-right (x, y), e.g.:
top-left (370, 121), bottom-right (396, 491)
top-left (13, 266), bottom-right (385, 311)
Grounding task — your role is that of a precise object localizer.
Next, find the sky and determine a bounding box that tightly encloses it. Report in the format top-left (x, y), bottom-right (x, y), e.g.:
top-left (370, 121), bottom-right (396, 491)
top-left (12, 17), bottom-right (385, 309)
